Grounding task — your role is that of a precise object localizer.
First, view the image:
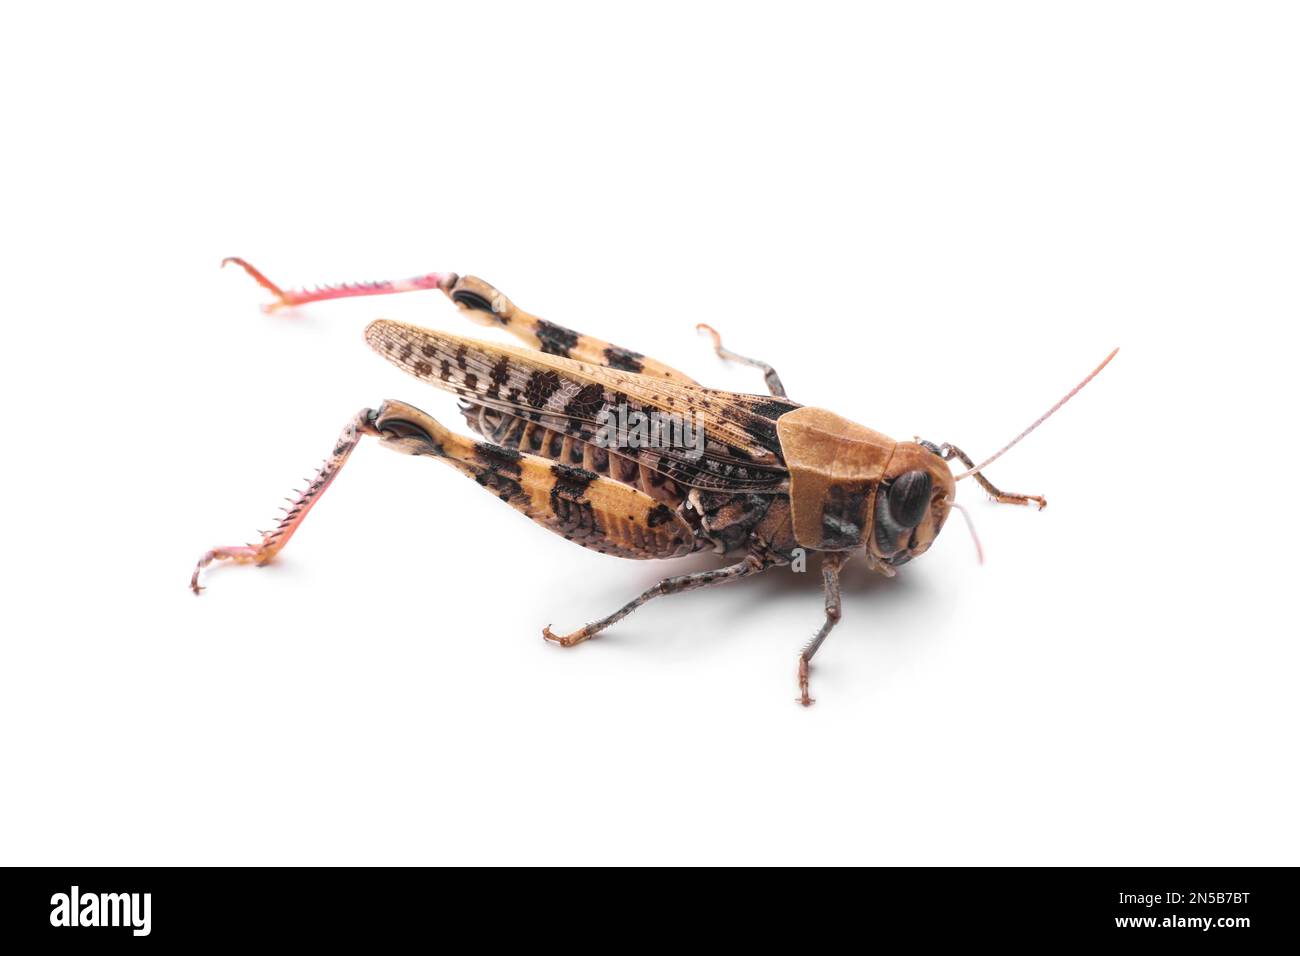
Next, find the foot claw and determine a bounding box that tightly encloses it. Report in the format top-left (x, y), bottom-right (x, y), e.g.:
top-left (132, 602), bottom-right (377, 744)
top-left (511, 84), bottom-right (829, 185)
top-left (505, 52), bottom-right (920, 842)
top-left (222, 255), bottom-right (290, 309)
top-left (542, 625), bottom-right (587, 648)
top-left (190, 544), bottom-right (266, 595)
top-left (696, 322), bottom-right (723, 352)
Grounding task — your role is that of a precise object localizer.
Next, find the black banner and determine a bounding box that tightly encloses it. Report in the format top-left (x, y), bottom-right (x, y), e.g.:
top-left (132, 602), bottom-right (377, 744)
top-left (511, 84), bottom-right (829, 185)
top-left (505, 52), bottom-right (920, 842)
top-left (1, 867), bottom-right (1293, 945)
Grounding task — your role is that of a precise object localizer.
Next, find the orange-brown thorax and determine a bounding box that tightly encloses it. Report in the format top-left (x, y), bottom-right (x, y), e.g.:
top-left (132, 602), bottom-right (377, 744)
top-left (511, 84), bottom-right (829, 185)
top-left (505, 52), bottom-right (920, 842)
top-left (775, 407), bottom-right (955, 565)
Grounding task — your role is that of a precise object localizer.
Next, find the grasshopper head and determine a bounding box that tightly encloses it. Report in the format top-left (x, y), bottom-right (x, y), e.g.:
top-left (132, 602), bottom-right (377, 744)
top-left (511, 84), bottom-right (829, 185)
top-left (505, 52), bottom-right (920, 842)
top-left (870, 441), bottom-right (955, 567)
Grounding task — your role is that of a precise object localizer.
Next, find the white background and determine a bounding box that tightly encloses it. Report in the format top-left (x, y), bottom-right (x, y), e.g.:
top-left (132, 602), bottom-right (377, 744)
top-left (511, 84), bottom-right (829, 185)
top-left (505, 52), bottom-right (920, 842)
top-left (2, 2), bottom-right (1296, 865)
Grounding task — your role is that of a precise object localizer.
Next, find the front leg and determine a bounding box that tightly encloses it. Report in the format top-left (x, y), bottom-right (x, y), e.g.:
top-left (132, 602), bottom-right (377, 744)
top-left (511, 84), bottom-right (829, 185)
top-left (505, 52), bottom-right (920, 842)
top-left (940, 443), bottom-right (1047, 510)
top-left (543, 551), bottom-right (775, 646)
top-left (797, 551), bottom-right (849, 706)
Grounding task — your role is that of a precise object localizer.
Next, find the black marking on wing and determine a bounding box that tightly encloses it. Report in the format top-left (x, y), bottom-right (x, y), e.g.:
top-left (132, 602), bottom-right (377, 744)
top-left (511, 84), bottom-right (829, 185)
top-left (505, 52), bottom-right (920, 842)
top-left (524, 369), bottom-right (564, 407)
top-left (485, 353), bottom-right (512, 400)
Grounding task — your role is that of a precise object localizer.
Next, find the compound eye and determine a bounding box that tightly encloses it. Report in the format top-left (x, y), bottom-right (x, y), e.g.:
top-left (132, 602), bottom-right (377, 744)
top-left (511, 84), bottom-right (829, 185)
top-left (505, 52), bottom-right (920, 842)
top-left (887, 470), bottom-right (932, 528)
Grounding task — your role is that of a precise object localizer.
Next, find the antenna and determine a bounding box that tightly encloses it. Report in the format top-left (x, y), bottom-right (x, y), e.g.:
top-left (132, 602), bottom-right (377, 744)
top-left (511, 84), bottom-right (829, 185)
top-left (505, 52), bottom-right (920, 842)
top-left (954, 348), bottom-right (1119, 481)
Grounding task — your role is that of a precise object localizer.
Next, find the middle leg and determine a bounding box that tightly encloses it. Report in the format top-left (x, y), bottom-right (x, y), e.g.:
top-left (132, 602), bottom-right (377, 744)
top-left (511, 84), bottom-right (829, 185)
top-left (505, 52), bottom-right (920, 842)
top-left (542, 550), bottom-right (776, 647)
top-left (696, 323), bottom-right (787, 396)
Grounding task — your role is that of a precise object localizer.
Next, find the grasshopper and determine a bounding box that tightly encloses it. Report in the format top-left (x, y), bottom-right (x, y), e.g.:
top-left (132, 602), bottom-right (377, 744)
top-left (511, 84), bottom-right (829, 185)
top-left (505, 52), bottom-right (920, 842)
top-left (194, 259), bottom-right (1117, 705)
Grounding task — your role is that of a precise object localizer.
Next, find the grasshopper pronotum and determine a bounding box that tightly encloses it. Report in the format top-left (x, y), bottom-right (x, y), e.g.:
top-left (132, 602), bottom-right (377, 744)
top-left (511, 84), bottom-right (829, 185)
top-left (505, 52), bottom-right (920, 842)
top-left (195, 259), bottom-right (1117, 705)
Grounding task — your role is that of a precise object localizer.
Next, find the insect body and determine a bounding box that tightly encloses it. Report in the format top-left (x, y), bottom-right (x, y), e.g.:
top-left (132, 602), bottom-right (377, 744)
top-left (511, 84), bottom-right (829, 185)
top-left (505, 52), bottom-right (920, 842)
top-left (195, 260), bottom-right (1116, 704)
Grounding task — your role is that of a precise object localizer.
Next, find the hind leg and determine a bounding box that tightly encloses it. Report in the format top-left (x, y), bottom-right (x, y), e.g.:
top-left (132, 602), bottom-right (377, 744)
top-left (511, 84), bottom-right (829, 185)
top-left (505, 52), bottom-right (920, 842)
top-left (222, 258), bottom-right (697, 382)
top-left (191, 401), bottom-right (699, 592)
top-left (191, 407), bottom-right (380, 592)
top-left (220, 257), bottom-right (453, 311)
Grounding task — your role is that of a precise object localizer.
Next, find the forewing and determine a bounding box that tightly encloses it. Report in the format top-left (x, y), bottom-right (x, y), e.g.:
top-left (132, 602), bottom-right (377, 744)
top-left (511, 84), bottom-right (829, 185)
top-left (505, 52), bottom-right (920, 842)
top-left (364, 320), bottom-right (796, 491)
